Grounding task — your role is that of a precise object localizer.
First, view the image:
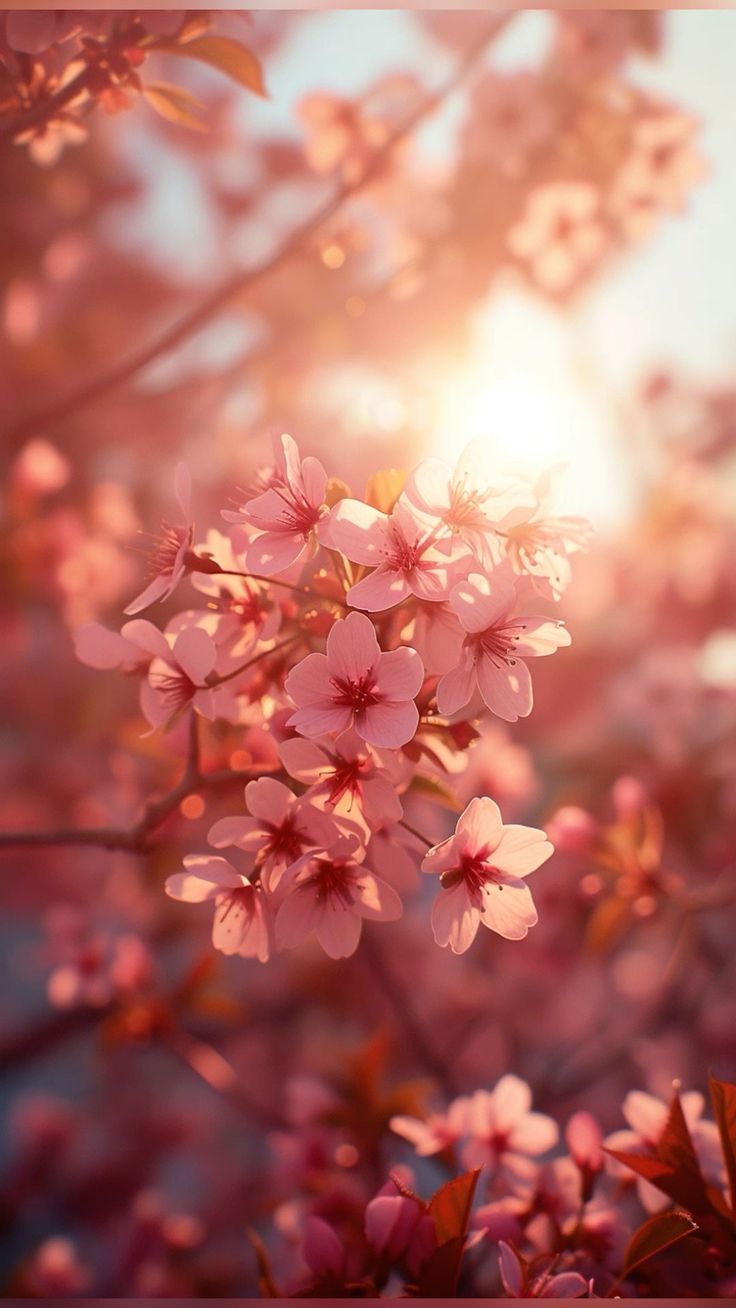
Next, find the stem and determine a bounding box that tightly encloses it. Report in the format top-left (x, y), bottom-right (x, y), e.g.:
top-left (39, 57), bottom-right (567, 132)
top-left (210, 633), bottom-right (300, 686)
top-left (212, 568), bottom-right (351, 611)
top-left (4, 14), bottom-right (511, 444)
top-left (0, 763), bottom-right (280, 854)
top-left (361, 929), bottom-right (458, 1097)
top-left (399, 818), bottom-right (434, 848)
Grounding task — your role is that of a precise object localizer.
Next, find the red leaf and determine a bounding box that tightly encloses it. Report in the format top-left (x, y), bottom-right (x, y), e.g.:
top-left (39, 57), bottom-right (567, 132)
top-left (606, 1093), bottom-right (726, 1220)
top-left (621, 1210), bottom-right (699, 1279)
top-left (709, 1075), bottom-right (736, 1215)
top-left (428, 1168), bottom-right (480, 1245)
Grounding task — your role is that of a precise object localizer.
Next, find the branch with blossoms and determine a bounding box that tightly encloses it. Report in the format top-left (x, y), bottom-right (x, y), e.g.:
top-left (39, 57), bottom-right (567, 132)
top-left (1, 432), bottom-right (588, 967)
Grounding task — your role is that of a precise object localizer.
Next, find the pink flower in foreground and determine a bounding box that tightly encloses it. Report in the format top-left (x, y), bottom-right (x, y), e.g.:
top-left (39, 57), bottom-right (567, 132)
top-left (365, 1185), bottom-right (436, 1276)
top-left (224, 433), bottom-right (328, 576)
top-left (605, 1089), bottom-right (725, 1213)
top-left (503, 472), bottom-right (592, 601)
top-left (165, 855), bottom-right (271, 961)
top-left (422, 797), bottom-right (552, 953)
top-left (276, 834), bottom-right (402, 959)
top-left (324, 498), bottom-right (463, 611)
top-left (404, 442), bottom-right (534, 571)
top-left (390, 1096), bottom-right (470, 1156)
top-left (461, 1076), bottom-right (559, 1178)
top-left (498, 1240), bottom-right (588, 1299)
top-left (121, 619), bottom-right (219, 730)
top-left (125, 463), bottom-right (193, 615)
top-left (437, 574), bottom-right (571, 722)
top-left (207, 777), bottom-right (338, 891)
top-left (285, 611), bottom-right (423, 748)
top-left (279, 728), bottom-right (403, 834)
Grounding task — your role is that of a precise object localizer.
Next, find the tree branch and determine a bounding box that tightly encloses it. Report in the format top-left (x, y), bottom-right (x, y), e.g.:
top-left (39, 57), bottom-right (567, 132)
top-left (0, 761), bottom-right (280, 854)
top-left (4, 14), bottom-right (511, 445)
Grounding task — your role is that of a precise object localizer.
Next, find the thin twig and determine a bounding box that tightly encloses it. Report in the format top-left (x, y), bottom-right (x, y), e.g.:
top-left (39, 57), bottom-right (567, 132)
top-left (0, 762), bottom-right (280, 853)
top-left (4, 14), bottom-right (510, 445)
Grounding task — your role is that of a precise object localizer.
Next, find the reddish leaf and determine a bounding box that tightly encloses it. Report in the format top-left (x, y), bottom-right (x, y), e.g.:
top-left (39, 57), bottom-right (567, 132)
top-left (409, 1235), bottom-right (465, 1297)
top-left (709, 1075), bottom-right (736, 1214)
top-left (142, 82), bottom-right (207, 131)
top-left (246, 1226), bottom-right (280, 1298)
top-left (621, 1210), bottom-right (698, 1279)
top-left (606, 1093), bottom-right (723, 1220)
top-left (428, 1168), bottom-right (480, 1245)
top-left (166, 36), bottom-right (266, 97)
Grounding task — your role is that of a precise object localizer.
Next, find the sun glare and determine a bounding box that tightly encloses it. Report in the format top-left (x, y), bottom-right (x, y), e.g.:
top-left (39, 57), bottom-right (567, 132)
top-left (427, 288), bottom-right (634, 529)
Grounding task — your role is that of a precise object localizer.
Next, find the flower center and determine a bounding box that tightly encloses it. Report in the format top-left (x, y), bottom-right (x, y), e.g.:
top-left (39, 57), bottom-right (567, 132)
top-left (331, 673), bottom-right (378, 712)
top-left (265, 815), bottom-right (305, 863)
top-left (150, 666), bottom-right (197, 711)
top-left (304, 858), bottom-right (358, 908)
top-left (385, 523), bottom-right (422, 573)
top-left (145, 520), bottom-right (190, 578)
top-left (326, 758), bottom-right (363, 807)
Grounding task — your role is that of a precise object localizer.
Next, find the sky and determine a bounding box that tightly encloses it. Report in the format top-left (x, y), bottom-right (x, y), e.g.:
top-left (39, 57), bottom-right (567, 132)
top-left (116, 9), bottom-right (736, 530)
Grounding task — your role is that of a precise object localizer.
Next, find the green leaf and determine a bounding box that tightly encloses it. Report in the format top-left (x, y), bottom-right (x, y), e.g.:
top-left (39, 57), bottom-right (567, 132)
top-left (621, 1210), bottom-right (698, 1279)
top-left (709, 1075), bottom-right (736, 1215)
top-left (142, 82), bottom-right (207, 131)
top-left (167, 36), bottom-right (266, 97)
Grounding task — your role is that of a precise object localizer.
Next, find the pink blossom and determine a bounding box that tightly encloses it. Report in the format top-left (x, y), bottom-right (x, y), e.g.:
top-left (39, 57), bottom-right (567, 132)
top-left (508, 181), bottom-right (608, 294)
top-left (404, 442), bottom-right (534, 570)
top-left (191, 528), bottom-right (281, 656)
top-left (437, 574), bottom-right (571, 723)
top-left (502, 472), bottom-right (592, 600)
top-left (461, 1076), bottom-right (559, 1178)
top-left (276, 834), bottom-right (402, 959)
top-left (125, 463), bottom-right (193, 615)
top-left (285, 611), bottom-right (423, 749)
top-left (279, 728), bottom-right (403, 835)
top-left (324, 498), bottom-right (463, 611)
top-left (121, 619), bottom-right (219, 730)
top-left (224, 433), bottom-right (328, 576)
top-left (365, 1187), bottom-right (436, 1275)
top-left (165, 855), bottom-right (271, 962)
top-left (390, 1096), bottom-right (470, 1156)
top-left (422, 797), bottom-right (552, 953)
top-left (207, 777), bottom-right (338, 891)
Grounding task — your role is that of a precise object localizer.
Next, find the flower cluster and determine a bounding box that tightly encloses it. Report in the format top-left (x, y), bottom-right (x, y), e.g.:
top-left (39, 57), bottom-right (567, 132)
top-left (74, 433), bottom-right (582, 963)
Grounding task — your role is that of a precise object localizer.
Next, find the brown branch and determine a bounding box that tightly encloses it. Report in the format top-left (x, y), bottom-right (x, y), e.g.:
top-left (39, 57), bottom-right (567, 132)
top-left (0, 759), bottom-right (281, 854)
top-left (3, 14), bottom-right (511, 446)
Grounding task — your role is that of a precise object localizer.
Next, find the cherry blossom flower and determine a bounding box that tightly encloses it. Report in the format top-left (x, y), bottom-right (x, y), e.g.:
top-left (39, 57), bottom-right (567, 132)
top-left (121, 618), bottom-right (219, 730)
top-left (279, 728), bottom-right (403, 835)
top-left (165, 855), bottom-right (271, 961)
top-left (403, 441), bottom-right (534, 571)
top-left (437, 574), bottom-right (571, 723)
top-left (508, 182), bottom-right (608, 294)
top-left (207, 777), bottom-right (338, 891)
top-left (422, 797), bottom-right (552, 953)
top-left (364, 1184), bottom-right (436, 1275)
top-left (73, 622), bottom-right (152, 672)
top-left (125, 463), bottom-right (193, 615)
top-left (285, 611), bottom-right (423, 748)
top-left (224, 433), bottom-right (329, 576)
top-left (191, 528), bottom-right (281, 657)
top-left (604, 1089), bottom-right (726, 1212)
top-left (502, 472), bottom-right (592, 600)
top-left (390, 1096), bottom-right (470, 1157)
top-left (323, 498), bottom-right (463, 611)
top-left (461, 1076), bottom-right (559, 1180)
top-left (498, 1241), bottom-right (589, 1299)
top-left (462, 72), bottom-right (555, 177)
top-left (276, 834), bottom-right (402, 959)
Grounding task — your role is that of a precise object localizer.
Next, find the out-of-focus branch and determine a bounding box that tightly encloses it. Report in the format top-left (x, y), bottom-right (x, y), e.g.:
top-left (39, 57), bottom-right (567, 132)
top-left (3, 14), bottom-right (511, 445)
top-left (0, 758), bottom-right (280, 854)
